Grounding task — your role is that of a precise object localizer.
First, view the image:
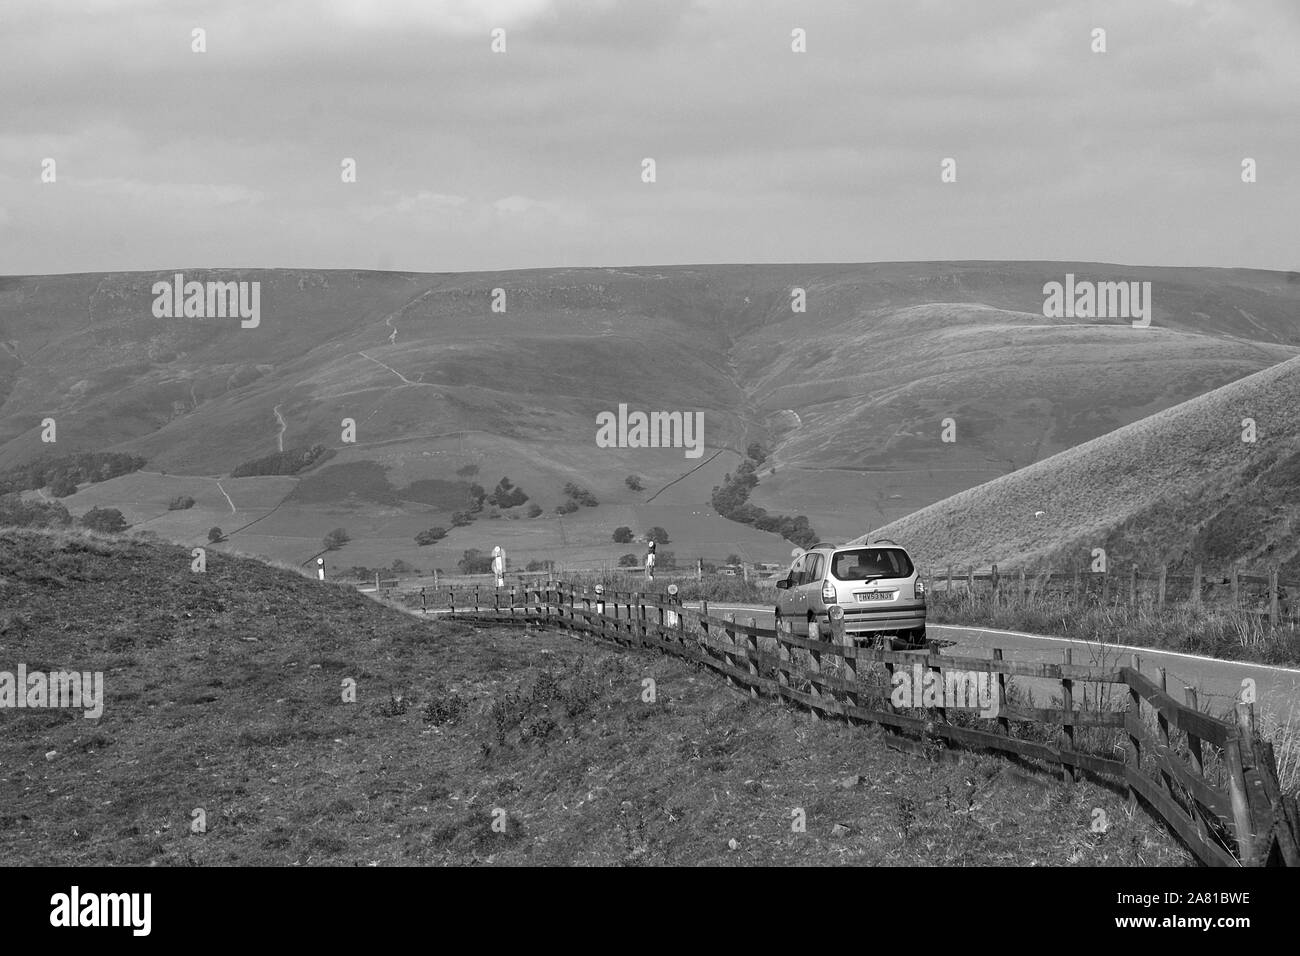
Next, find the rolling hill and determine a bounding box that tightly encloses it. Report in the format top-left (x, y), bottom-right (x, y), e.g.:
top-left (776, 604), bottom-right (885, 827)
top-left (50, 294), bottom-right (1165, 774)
top-left (3, 262), bottom-right (1298, 570)
top-left (869, 353), bottom-right (1300, 575)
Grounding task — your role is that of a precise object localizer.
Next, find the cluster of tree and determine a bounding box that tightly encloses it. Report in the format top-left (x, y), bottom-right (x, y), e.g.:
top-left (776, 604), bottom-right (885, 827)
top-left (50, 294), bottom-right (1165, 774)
top-left (323, 527), bottom-right (350, 551)
top-left (746, 442), bottom-right (767, 464)
top-left (624, 474), bottom-right (644, 492)
top-left (80, 507), bottom-right (128, 534)
top-left (555, 482), bottom-right (598, 515)
top-left (414, 526), bottom-right (448, 546)
top-left (0, 452), bottom-right (147, 498)
top-left (712, 459), bottom-right (817, 548)
top-left (487, 476), bottom-right (529, 509)
top-left (613, 525), bottom-right (670, 545)
top-left (0, 493), bottom-right (72, 528)
top-left (167, 495), bottom-right (196, 510)
top-left (231, 443), bottom-right (334, 478)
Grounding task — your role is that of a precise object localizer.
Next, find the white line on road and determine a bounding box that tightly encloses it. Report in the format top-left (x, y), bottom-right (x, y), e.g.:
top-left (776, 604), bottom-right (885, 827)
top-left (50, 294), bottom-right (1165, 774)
top-left (928, 624), bottom-right (1300, 675)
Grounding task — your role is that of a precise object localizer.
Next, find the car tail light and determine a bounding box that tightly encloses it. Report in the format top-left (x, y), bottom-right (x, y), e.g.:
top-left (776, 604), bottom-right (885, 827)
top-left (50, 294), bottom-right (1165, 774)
top-left (821, 582), bottom-right (837, 602)
top-left (915, 578), bottom-right (926, 598)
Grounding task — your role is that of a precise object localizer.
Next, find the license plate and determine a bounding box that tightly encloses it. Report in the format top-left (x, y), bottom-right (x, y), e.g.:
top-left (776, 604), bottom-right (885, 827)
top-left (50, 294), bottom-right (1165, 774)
top-left (855, 591), bottom-right (891, 602)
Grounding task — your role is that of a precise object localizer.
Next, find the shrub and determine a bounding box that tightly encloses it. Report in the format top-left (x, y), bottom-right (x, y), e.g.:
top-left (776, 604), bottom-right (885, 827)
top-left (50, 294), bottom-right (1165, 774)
top-left (526, 503), bottom-right (543, 518)
top-left (612, 526), bottom-right (633, 544)
top-left (0, 494), bottom-right (72, 528)
top-left (168, 495), bottom-right (196, 510)
top-left (450, 511), bottom-right (474, 527)
top-left (458, 549), bottom-right (493, 574)
top-left (422, 686), bottom-right (468, 726)
top-left (415, 527), bottom-right (448, 546)
top-left (207, 527), bottom-right (224, 543)
top-left (323, 528), bottom-right (351, 551)
top-left (562, 482), bottom-right (598, 507)
top-left (618, 553), bottom-right (639, 567)
top-left (646, 526), bottom-right (671, 545)
top-left (625, 475), bottom-right (644, 492)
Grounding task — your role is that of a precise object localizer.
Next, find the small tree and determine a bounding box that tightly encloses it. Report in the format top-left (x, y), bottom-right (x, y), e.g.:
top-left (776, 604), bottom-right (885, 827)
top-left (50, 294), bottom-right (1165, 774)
top-left (80, 507), bottom-right (127, 534)
top-left (323, 528), bottom-right (350, 551)
top-left (450, 511), bottom-right (474, 527)
top-left (168, 495), bottom-right (196, 510)
top-left (612, 526), bottom-right (634, 544)
top-left (207, 527), bottom-right (224, 543)
top-left (618, 553), bottom-right (639, 567)
top-left (725, 553), bottom-right (742, 566)
top-left (526, 503), bottom-right (543, 518)
top-left (646, 526), bottom-right (671, 545)
top-left (625, 474), bottom-right (644, 492)
top-left (49, 475), bottom-right (78, 498)
top-left (746, 442), bottom-right (767, 463)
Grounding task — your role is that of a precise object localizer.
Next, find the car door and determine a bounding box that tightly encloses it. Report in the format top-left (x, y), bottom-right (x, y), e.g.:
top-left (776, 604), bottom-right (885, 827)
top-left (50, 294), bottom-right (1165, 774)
top-left (799, 552), bottom-right (824, 613)
top-left (780, 555), bottom-right (805, 616)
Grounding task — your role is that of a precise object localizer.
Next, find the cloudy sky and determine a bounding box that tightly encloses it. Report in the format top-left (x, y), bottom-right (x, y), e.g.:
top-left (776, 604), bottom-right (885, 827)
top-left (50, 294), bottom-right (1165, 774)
top-left (2, 0), bottom-right (1297, 275)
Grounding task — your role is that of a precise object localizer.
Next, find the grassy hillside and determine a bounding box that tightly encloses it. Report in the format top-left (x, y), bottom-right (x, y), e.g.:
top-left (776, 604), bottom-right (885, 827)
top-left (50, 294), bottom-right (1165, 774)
top-left (3, 262), bottom-right (1298, 568)
top-left (0, 528), bottom-right (1187, 865)
top-left (871, 354), bottom-right (1300, 574)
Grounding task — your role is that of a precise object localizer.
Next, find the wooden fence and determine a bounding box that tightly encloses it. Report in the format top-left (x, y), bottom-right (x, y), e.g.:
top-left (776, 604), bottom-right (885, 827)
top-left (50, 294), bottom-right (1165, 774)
top-left (404, 580), bottom-right (1298, 867)
top-left (922, 562), bottom-right (1294, 625)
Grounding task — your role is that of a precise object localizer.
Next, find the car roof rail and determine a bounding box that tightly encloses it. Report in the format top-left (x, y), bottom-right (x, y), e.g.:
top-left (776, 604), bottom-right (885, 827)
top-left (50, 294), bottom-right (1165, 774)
top-left (868, 537), bottom-right (901, 546)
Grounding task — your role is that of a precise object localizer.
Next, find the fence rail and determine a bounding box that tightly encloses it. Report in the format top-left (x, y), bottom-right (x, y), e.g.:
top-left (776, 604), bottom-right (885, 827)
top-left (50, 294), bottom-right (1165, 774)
top-left (920, 562), bottom-right (1293, 625)
top-left (398, 580), bottom-right (1298, 868)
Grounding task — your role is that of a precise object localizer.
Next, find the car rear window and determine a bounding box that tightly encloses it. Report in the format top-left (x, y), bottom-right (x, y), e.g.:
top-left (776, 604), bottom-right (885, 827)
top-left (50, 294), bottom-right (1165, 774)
top-left (830, 548), bottom-right (914, 580)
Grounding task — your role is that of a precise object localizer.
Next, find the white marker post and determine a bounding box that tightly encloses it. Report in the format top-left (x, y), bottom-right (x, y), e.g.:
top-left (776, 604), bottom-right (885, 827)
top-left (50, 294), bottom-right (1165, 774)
top-left (317, 557), bottom-right (325, 581)
top-left (491, 546), bottom-right (505, 589)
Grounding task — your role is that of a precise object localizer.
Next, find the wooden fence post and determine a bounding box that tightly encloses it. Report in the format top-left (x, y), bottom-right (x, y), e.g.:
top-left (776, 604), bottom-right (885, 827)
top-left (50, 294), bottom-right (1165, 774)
top-left (946, 564), bottom-right (953, 595)
top-left (1270, 566), bottom-right (1279, 627)
top-left (1128, 565), bottom-right (1137, 608)
top-left (991, 564), bottom-right (1000, 605)
top-left (1155, 668), bottom-right (1174, 796)
top-left (1072, 568), bottom-right (1080, 608)
top-left (1101, 570), bottom-right (1109, 605)
top-left (723, 612), bottom-right (737, 688)
top-left (1126, 653), bottom-right (1142, 810)
top-left (1183, 687), bottom-right (1209, 845)
top-left (1231, 565), bottom-right (1240, 608)
top-left (1017, 568), bottom-right (1026, 605)
top-left (966, 565), bottom-right (975, 595)
top-left (992, 648), bottom-right (1009, 737)
top-left (1192, 564), bottom-right (1202, 607)
top-left (1157, 565), bottom-right (1167, 610)
top-left (831, 612), bottom-right (852, 718)
top-left (746, 616), bottom-right (759, 699)
top-left (1225, 734), bottom-right (1256, 865)
top-left (1061, 648), bottom-right (1077, 783)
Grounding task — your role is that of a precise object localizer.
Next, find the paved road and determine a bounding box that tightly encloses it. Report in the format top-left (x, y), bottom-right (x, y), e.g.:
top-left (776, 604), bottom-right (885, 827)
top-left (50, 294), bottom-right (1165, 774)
top-left (412, 599), bottom-right (1299, 719)
top-left (686, 603), bottom-right (1300, 719)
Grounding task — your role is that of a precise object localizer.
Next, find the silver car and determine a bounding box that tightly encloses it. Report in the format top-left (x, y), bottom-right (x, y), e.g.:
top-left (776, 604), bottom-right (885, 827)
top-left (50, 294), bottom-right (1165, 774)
top-left (774, 543), bottom-right (927, 646)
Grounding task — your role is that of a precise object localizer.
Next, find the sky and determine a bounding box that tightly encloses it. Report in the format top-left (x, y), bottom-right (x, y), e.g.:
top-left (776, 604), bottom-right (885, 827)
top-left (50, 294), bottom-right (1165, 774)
top-left (1, 0), bottom-right (1297, 275)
